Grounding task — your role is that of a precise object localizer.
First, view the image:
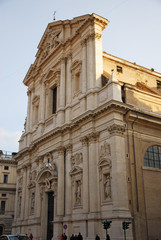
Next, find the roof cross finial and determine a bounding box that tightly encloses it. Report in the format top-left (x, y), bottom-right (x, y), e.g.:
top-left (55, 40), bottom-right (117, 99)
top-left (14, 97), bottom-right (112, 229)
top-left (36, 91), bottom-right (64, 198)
top-left (53, 11), bottom-right (56, 21)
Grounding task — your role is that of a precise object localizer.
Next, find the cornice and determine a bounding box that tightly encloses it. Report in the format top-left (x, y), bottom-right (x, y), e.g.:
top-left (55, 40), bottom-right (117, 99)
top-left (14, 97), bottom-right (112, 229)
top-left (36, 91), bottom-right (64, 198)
top-left (0, 159), bottom-right (17, 165)
top-left (15, 100), bottom-right (161, 159)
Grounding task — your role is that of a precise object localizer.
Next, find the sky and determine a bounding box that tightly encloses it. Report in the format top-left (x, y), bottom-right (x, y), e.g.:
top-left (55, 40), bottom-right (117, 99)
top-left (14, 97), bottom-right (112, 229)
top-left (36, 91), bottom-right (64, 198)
top-left (0, 0), bottom-right (161, 153)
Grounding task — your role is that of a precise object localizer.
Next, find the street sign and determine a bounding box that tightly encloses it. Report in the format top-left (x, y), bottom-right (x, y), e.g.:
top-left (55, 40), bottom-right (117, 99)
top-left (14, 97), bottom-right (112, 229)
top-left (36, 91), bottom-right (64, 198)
top-left (63, 224), bottom-right (67, 229)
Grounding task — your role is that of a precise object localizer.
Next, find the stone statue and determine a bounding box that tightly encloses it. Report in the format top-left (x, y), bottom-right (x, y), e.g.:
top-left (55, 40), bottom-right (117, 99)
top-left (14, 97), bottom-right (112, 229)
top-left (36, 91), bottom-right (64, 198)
top-left (76, 180), bottom-right (81, 204)
top-left (31, 193), bottom-right (35, 214)
top-left (104, 174), bottom-right (111, 200)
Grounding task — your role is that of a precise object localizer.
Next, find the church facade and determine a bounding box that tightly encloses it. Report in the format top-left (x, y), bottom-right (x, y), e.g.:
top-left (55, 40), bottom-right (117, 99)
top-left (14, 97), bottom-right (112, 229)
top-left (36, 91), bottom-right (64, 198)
top-left (13, 14), bottom-right (161, 240)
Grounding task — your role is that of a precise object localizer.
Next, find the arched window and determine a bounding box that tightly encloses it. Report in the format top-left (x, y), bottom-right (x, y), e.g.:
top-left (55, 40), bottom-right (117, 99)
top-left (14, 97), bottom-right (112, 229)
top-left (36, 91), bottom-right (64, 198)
top-left (144, 145), bottom-right (161, 169)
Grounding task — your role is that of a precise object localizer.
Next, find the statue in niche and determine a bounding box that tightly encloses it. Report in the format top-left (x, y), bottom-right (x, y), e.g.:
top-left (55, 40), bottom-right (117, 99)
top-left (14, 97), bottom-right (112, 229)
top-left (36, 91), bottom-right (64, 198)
top-left (30, 192), bottom-right (35, 215)
top-left (18, 196), bottom-right (22, 217)
top-left (75, 180), bottom-right (81, 205)
top-left (104, 174), bottom-right (111, 200)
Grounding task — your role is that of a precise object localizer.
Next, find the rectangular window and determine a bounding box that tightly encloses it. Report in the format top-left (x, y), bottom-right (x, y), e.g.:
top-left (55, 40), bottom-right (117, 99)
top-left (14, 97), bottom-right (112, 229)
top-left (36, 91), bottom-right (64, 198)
top-left (52, 87), bottom-right (57, 114)
top-left (0, 201), bottom-right (5, 214)
top-left (157, 80), bottom-right (161, 89)
top-left (117, 65), bottom-right (123, 73)
top-left (4, 166), bottom-right (9, 170)
top-left (3, 175), bottom-right (8, 183)
top-left (2, 194), bottom-right (6, 197)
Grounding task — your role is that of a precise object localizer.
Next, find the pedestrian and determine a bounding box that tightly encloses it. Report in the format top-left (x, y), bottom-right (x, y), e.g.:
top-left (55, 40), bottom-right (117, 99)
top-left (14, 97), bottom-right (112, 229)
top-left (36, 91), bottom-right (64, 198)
top-left (61, 234), bottom-right (64, 240)
top-left (70, 234), bottom-right (74, 240)
top-left (95, 234), bottom-right (100, 240)
top-left (29, 233), bottom-right (33, 240)
top-left (77, 232), bottom-right (83, 240)
top-left (106, 234), bottom-right (110, 240)
top-left (63, 233), bottom-right (67, 240)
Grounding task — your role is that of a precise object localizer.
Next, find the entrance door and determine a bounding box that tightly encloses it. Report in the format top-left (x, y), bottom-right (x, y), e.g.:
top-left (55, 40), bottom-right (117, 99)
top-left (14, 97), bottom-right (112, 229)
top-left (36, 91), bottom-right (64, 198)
top-left (0, 226), bottom-right (3, 235)
top-left (47, 192), bottom-right (54, 240)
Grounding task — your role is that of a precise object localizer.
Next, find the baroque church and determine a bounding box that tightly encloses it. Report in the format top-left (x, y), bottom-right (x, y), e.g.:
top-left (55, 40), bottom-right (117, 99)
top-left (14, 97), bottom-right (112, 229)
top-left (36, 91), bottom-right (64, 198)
top-left (13, 14), bottom-right (161, 240)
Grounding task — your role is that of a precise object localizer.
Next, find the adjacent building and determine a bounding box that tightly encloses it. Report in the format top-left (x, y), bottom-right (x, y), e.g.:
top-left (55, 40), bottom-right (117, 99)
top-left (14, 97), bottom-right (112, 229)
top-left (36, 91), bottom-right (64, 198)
top-left (0, 151), bottom-right (17, 235)
top-left (12, 14), bottom-right (161, 240)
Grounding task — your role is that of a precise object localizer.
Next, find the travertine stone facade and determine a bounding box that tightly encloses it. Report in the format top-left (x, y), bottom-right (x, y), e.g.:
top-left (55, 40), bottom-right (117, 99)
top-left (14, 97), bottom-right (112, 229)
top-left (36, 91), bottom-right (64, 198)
top-left (0, 151), bottom-right (17, 235)
top-left (13, 14), bottom-right (161, 240)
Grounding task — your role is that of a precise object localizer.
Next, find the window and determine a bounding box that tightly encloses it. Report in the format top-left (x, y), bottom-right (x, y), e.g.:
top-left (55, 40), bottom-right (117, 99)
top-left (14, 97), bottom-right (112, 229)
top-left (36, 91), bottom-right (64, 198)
top-left (157, 80), bottom-right (161, 89)
top-left (52, 86), bottom-right (57, 114)
top-left (3, 175), bottom-right (8, 183)
top-left (0, 201), bottom-right (5, 214)
top-left (4, 166), bottom-right (9, 170)
top-left (2, 194), bottom-right (6, 197)
top-left (117, 65), bottom-right (123, 73)
top-left (144, 145), bottom-right (161, 169)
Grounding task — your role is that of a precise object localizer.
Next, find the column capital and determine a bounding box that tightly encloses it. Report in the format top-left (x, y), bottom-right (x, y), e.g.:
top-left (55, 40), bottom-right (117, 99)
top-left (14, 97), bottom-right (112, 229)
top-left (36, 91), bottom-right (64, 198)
top-left (57, 146), bottom-right (65, 155)
top-left (88, 132), bottom-right (100, 144)
top-left (80, 136), bottom-right (88, 146)
top-left (107, 123), bottom-right (126, 136)
top-left (65, 144), bottom-right (72, 154)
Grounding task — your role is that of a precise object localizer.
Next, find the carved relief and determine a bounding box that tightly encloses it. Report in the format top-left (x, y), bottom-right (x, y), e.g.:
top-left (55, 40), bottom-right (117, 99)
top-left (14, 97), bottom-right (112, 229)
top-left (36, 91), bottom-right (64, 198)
top-left (71, 153), bottom-right (83, 167)
top-left (40, 30), bottom-right (62, 64)
top-left (28, 170), bottom-right (37, 189)
top-left (100, 141), bottom-right (111, 158)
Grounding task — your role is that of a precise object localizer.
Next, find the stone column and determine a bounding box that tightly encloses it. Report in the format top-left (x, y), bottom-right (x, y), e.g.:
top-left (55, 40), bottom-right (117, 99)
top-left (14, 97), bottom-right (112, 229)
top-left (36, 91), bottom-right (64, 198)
top-left (45, 82), bottom-right (50, 119)
top-left (24, 165), bottom-right (30, 219)
top-left (94, 33), bottom-right (103, 89)
top-left (107, 123), bottom-right (129, 210)
top-left (65, 55), bottom-right (72, 123)
top-left (59, 58), bottom-right (66, 108)
top-left (21, 166), bottom-right (27, 220)
top-left (66, 54), bottom-right (72, 105)
top-left (81, 39), bottom-right (87, 94)
top-left (26, 90), bottom-right (31, 131)
top-left (65, 144), bottom-right (72, 215)
top-left (40, 185), bottom-right (47, 240)
top-left (56, 147), bottom-right (65, 216)
top-left (88, 133), bottom-right (99, 213)
top-left (40, 79), bottom-right (46, 122)
top-left (87, 34), bottom-right (94, 90)
top-left (30, 90), bottom-right (33, 129)
top-left (80, 136), bottom-right (89, 214)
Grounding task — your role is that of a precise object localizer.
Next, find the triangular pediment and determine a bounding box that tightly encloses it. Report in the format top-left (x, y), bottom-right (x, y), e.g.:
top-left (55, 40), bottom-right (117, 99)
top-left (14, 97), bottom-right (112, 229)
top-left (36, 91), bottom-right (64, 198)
top-left (23, 14), bottom-right (109, 85)
top-left (98, 158), bottom-right (111, 168)
top-left (70, 166), bottom-right (83, 176)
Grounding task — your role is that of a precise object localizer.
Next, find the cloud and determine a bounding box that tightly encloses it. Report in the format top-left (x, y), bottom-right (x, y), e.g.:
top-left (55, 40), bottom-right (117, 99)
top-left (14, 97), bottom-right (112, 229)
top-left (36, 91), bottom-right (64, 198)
top-left (0, 128), bottom-right (22, 153)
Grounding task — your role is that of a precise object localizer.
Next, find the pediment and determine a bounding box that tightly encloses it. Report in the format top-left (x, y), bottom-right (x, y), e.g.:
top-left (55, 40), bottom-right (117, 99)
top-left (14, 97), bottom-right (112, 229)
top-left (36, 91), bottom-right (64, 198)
top-left (98, 158), bottom-right (111, 168)
top-left (70, 166), bottom-right (83, 176)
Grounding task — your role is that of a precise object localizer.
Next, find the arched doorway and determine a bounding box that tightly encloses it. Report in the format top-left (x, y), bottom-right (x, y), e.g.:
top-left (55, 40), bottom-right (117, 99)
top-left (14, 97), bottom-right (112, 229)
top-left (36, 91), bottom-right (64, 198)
top-left (37, 164), bottom-right (58, 240)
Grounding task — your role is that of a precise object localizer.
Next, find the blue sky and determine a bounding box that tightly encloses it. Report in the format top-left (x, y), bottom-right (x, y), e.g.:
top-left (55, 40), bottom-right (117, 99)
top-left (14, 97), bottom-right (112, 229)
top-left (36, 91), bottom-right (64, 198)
top-left (0, 0), bottom-right (161, 153)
